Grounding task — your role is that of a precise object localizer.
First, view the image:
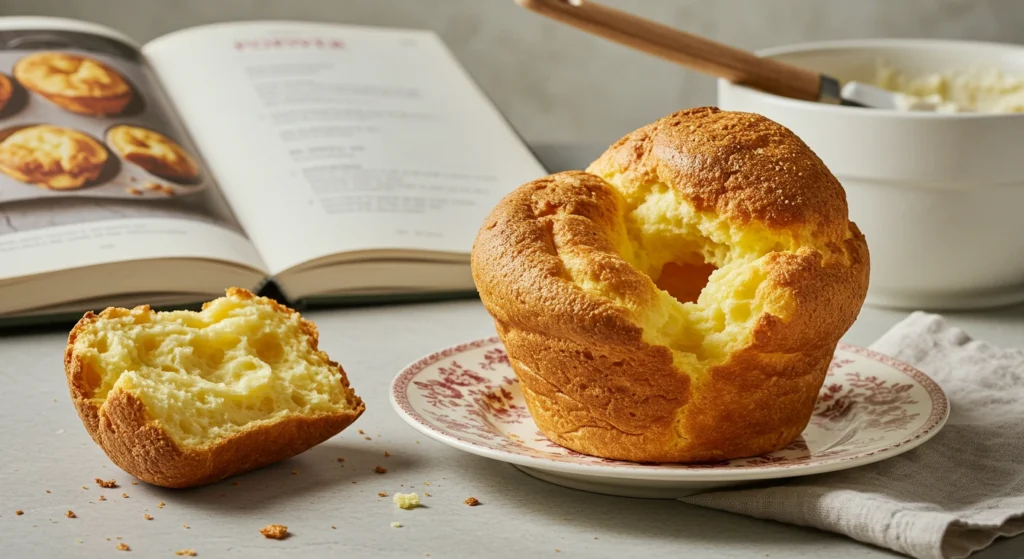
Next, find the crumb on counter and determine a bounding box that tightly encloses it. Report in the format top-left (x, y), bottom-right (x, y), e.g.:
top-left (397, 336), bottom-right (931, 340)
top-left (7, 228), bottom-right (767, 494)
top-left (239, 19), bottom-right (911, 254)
top-left (358, 430), bottom-right (365, 434)
top-left (390, 521), bottom-right (402, 528)
top-left (336, 457), bottom-right (345, 463)
top-left (424, 492), bottom-right (431, 497)
top-left (45, 490), bottom-right (50, 494)
top-left (331, 525), bottom-right (336, 529)
top-left (15, 510), bottom-right (23, 516)
top-left (116, 543), bottom-right (130, 551)
top-left (393, 493), bottom-right (421, 510)
top-left (95, 478), bottom-right (118, 488)
top-left (260, 524), bottom-right (289, 540)
top-left (121, 493), bottom-right (129, 499)
top-left (364, 436), bottom-right (372, 441)
top-left (384, 451), bottom-right (391, 458)
top-left (157, 502), bottom-right (165, 508)
top-left (374, 466), bottom-right (387, 474)
top-left (464, 497), bottom-right (481, 507)
top-left (291, 470), bottom-right (298, 476)
top-left (175, 550), bottom-right (197, 557)
top-left (183, 524), bottom-right (190, 529)
top-left (378, 492), bottom-right (388, 497)
top-left (98, 495), bottom-right (107, 501)
top-left (144, 514), bottom-right (153, 521)
top-left (423, 481), bottom-right (432, 486)
top-left (130, 481), bottom-right (138, 486)
top-left (65, 510), bottom-right (76, 518)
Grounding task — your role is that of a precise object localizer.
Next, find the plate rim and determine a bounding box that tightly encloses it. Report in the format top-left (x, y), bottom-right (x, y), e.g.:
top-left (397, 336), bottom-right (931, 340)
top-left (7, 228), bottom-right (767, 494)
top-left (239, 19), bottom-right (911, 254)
top-left (389, 337), bottom-right (951, 482)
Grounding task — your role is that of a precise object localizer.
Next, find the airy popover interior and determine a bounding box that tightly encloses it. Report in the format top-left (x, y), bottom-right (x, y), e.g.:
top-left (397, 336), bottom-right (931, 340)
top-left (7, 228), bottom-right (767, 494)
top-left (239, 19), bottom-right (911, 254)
top-left (564, 167), bottom-right (853, 374)
top-left (65, 288), bottom-right (363, 487)
top-left (472, 107), bottom-right (869, 463)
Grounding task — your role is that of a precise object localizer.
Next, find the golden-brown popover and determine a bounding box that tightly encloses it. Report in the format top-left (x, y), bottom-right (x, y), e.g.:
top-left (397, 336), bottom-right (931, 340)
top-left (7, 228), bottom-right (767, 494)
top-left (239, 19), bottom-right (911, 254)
top-left (15, 51), bottom-right (133, 116)
top-left (0, 124), bottom-right (107, 189)
top-left (0, 73), bottom-right (13, 114)
top-left (471, 107), bottom-right (869, 463)
top-left (107, 125), bottom-right (200, 182)
top-left (64, 288), bottom-right (365, 488)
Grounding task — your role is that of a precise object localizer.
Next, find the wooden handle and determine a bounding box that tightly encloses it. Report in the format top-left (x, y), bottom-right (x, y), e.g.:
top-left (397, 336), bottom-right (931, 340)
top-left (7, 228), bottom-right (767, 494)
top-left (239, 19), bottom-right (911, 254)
top-left (516, 0), bottom-right (823, 101)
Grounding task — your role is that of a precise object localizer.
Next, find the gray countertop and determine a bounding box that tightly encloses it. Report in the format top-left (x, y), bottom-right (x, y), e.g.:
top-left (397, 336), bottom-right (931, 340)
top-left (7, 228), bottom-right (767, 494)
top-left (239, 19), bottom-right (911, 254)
top-left (2, 300), bottom-right (1024, 558)
top-left (1, 144), bottom-right (1023, 558)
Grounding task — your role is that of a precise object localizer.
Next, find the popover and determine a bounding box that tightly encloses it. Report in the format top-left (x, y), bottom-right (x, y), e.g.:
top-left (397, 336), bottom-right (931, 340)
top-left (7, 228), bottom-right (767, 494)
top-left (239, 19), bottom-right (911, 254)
top-left (64, 288), bottom-right (365, 488)
top-left (108, 125), bottom-right (200, 182)
top-left (0, 124), bottom-right (107, 189)
top-left (15, 51), bottom-right (133, 116)
top-left (471, 107), bottom-right (870, 463)
top-left (0, 73), bottom-right (12, 114)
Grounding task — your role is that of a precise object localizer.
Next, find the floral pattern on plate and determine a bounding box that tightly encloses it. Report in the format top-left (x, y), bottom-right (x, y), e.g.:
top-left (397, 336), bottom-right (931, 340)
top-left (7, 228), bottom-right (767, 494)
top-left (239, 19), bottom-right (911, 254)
top-left (391, 338), bottom-right (949, 482)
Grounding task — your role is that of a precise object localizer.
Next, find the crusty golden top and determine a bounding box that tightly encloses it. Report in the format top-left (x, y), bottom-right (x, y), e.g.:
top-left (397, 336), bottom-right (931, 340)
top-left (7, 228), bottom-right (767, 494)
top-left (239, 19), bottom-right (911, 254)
top-left (0, 125), bottom-right (107, 188)
top-left (588, 107), bottom-right (849, 240)
top-left (15, 51), bottom-right (130, 99)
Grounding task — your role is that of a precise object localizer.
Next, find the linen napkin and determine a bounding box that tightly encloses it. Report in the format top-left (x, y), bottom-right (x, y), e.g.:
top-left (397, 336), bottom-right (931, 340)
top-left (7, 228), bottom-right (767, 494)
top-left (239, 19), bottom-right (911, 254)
top-left (680, 312), bottom-right (1024, 559)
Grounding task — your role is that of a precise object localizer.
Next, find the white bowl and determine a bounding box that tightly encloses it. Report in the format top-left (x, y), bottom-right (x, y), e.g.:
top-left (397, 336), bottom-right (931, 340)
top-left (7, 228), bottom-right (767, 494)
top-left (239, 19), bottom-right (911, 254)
top-left (717, 39), bottom-right (1024, 310)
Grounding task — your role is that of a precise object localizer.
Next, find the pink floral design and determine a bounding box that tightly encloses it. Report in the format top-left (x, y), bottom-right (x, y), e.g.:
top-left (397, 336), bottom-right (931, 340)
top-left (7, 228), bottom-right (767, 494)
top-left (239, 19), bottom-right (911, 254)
top-left (393, 340), bottom-right (948, 474)
top-left (812, 370), bottom-right (921, 433)
top-left (781, 438), bottom-right (810, 453)
top-left (480, 348), bottom-right (510, 370)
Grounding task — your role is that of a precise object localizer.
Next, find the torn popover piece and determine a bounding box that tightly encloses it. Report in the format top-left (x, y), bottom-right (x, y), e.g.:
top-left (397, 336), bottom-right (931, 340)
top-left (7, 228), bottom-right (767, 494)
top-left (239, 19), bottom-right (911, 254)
top-left (64, 288), bottom-right (364, 488)
top-left (471, 107), bottom-right (870, 463)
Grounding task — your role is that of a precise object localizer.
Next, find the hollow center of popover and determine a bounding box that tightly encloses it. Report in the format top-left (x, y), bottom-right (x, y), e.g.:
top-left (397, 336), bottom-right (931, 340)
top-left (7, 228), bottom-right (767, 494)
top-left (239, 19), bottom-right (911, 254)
top-left (655, 262), bottom-right (718, 305)
top-left (565, 173), bottom-right (829, 372)
top-left (73, 294), bottom-right (353, 446)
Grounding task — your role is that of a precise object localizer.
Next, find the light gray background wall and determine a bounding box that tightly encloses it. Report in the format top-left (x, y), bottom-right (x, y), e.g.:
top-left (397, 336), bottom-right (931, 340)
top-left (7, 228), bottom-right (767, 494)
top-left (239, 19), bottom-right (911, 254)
top-left (2, 0), bottom-right (1022, 145)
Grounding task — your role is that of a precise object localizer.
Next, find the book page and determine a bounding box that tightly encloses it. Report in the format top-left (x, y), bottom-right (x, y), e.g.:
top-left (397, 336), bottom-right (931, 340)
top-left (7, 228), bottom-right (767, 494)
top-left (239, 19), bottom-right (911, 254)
top-left (0, 17), bottom-right (267, 282)
top-left (143, 21), bottom-right (547, 275)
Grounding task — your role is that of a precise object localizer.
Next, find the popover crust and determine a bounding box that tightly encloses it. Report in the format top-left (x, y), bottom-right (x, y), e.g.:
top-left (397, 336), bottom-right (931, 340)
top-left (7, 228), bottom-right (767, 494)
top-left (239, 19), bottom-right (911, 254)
top-left (0, 125), bottom-right (107, 189)
top-left (15, 51), bottom-right (133, 116)
top-left (471, 107), bottom-right (870, 463)
top-left (108, 125), bottom-right (200, 182)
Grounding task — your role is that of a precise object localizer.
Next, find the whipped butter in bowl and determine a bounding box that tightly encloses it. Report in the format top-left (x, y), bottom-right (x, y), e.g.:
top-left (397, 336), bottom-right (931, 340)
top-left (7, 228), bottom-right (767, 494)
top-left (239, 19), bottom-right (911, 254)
top-left (717, 39), bottom-right (1024, 311)
top-left (875, 66), bottom-right (1024, 113)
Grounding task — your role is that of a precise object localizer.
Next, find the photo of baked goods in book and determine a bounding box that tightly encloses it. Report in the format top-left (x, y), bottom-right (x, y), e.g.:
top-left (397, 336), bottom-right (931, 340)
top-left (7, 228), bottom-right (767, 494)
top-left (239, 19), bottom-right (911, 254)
top-left (14, 50), bottom-right (136, 116)
top-left (0, 123), bottom-right (110, 189)
top-left (0, 28), bottom-right (208, 203)
top-left (0, 72), bottom-right (13, 114)
top-left (107, 124), bottom-right (200, 183)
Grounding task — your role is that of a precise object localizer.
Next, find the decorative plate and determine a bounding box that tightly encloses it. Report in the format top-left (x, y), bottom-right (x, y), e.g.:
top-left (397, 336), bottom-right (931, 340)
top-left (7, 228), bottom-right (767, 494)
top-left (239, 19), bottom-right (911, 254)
top-left (390, 338), bottom-right (950, 499)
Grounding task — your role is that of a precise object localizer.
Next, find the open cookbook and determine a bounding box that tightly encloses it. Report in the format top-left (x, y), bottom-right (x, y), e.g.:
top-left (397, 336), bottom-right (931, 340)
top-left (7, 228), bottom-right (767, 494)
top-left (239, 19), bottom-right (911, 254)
top-left (0, 17), bottom-right (547, 325)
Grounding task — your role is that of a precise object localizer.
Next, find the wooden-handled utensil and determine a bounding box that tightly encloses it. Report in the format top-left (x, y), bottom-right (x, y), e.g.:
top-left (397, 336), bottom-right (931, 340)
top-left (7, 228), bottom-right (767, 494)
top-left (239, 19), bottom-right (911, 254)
top-left (516, 0), bottom-right (900, 108)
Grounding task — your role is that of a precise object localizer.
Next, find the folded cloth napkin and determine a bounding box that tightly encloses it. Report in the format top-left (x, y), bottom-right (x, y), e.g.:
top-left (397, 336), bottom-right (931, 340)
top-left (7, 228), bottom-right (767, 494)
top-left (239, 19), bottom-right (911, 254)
top-left (681, 312), bottom-right (1024, 559)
